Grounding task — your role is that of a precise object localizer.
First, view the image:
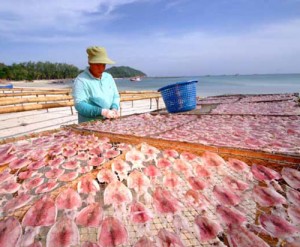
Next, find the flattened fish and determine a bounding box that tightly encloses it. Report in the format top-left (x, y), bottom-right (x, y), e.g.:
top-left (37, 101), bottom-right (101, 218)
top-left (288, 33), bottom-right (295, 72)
top-left (75, 203), bottom-right (103, 227)
top-left (251, 164), bottom-right (281, 182)
top-left (156, 229), bottom-right (185, 247)
top-left (0, 216), bottom-right (22, 247)
top-left (252, 185), bottom-right (286, 207)
top-left (213, 185), bottom-right (241, 206)
top-left (194, 215), bottom-right (222, 243)
top-left (282, 167), bottom-right (300, 189)
top-left (56, 188), bottom-right (82, 210)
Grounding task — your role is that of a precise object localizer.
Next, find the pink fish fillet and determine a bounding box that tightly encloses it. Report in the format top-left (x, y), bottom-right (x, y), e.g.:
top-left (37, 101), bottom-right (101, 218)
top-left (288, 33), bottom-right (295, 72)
top-left (88, 156), bottom-right (105, 167)
top-left (125, 148), bottom-right (145, 169)
top-left (45, 168), bottom-right (65, 179)
top-left (175, 159), bottom-right (192, 177)
top-left (3, 193), bottom-right (33, 213)
top-left (188, 176), bottom-right (207, 190)
top-left (112, 159), bottom-right (131, 181)
top-left (227, 224), bottom-right (270, 247)
top-left (141, 143), bottom-right (160, 160)
top-left (127, 170), bottom-right (150, 196)
top-left (156, 229), bottom-right (185, 247)
top-left (157, 158), bottom-right (172, 169)
top-left (9, 158), bottom-right (31, 170)
top-left (76, 203), bottom-right (103, 227)
top-left (216, 205), bottom-right (247, 226)
top-left (223, 176), bottom-right (249, 192)
top-left (194, 165), bottom-right (211, 178)
top-left (153, 187), bottom-right (181, 214)
top-left (130, 201), bottom-right (153, 224)
top-left (0, 216), bottom-right (22, 247)
top-left (62, 160), bottom-right (80, 170)
top-left (201, 151), bottom-right (226, 167)
top-left (58, 171), bottom-right (78, 182)
top-left (180, 152), bottom-right (198, 162)
top-left (163, 149), bottom-right (179, 159)
top-left (18, 170), bottom-right (37, 180)
top-left (252, 185), bottom-right (286, 207)
top-left (98, 217), bottom-right (128, 247)
top-left (103, 149), bottom-right (120, 159)
top-left (77, 175), bottom-right (100, 194)
top-left (259, 213), bottom-right (299, 238)
top-left (251, 164), bottom-right (281, 182)
top-left (227, 158), bottom-right (249, 172)
top-left (194, 215), bottom-right (222, 243)
top-left (0, 168), bottom-right (13, 184)
top-left (27, 159), bottom-right (46, 170)
top-left (287, 205), bottom-right (300, 225)
top-left (213, 185), bottom-right (241, 206)
top-left (0, 179), bottom-right (21, 194)
top-left (104, 180), bottom-right (133, 208)
top-left (97, 168), bottom-right (118, 183)
top-left (22, 196), bottom-right (57, 227)
top-left (55, 188), bottom-right (82, 210)
top-left (134, 236), bottom-right (157, 247)
top-left (82, 241), bottom-right (101, 247)
top-left (143, 165), bottom-right (161, 178)
top-left (282, 167), bottom-right (300, 189)
top-left (0, 153), bottom-right (17, 166)
top-left (23, 176), bottom-right (44, 190)
top-left (35, 180), bottom-right (59, 194)
top-left (46, 216), bottom-right (79, 247)
top-left (286, 187), bottom-right (300, 206)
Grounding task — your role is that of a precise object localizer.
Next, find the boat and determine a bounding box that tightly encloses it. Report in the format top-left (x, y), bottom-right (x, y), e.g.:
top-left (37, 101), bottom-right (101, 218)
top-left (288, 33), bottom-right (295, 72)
top-left (130, 77), bottom-right (141, 82)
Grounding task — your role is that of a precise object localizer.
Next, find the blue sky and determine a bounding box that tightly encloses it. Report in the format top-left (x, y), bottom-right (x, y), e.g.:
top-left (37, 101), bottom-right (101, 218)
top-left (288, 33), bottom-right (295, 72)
top-left (1, 0), bottom-right (300, 76)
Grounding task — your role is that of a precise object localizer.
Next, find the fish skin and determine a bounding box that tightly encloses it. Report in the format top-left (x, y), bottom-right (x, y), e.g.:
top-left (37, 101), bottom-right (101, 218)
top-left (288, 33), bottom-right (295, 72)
top-left (153, 187), bottom-right (180, 214)
top-left (282, 168), bottom-right (300, 189)
top-left (55, 188), bottom-right (82, 210)
top-left (259, 213), bottom-right (299, 238)
top-left (251, 164), bottom-right (281, 182)
top-left (194, 215), bottom-right (222, 243)
top-left (227, 158), bottom-right (248, 172)
top-left (130, 201), bottom-right (153, 224)
top-left (3, 193), bottom-right (33, 213)
top-left (213, 185), bottom-right (241, 206)
top-left (201, 151), bottom-right (226, 167)
top-left (286, 187), bottom-right (300, 206)
top-left (252, 185), bottom-right (286, 207)
top-left (156, 229), bottom-right (185, 247)
top-left (75, 203), bottom-right (103, 227)
top-left (216, 205), bottom-right (247, 226)
top-left (98, 217), bottom-right (128, 247)
top-left (287, 205), bottom-right (300, 225)
top-left (0, 216), bottom-right (22, 247)
top-left (227, 224), bottom-right (270, 247)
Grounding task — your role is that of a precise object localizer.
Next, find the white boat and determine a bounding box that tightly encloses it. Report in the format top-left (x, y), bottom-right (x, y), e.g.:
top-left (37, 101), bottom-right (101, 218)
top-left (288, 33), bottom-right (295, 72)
top-left (130, 77), bottom-right (141, 82)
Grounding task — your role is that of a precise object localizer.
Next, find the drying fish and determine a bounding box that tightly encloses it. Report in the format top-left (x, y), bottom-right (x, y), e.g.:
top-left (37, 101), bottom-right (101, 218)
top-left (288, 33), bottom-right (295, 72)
top-left (282, 167), bottom-right (300, 189)
top-left (0, 153), bottom-right (17, 166)
top-left (89, 146), bottom-right (103, 156)
top-left (227, 224), bottom-right (270, 247)
top-left (45, 168), bottom-right (65, 179)
top-left (213, 185), bottom-right (241, 206)
top-left (268, 180), bottom-right (284, 193)
top-left (0, 143), bottom-right (14, 156)
top-left (174, 159), bottom-right (192, 177)
top-left (130, 201), bottom-right (153, 224)
top-left (62, 160), bottom-right (80, 170)
top-left (28, 149), bottom-right (48, 161)
top-left (76, 151), bottom-right (89, 161)
top-left (227, 158), bottom-right (249, 172)
top-left (194, 215), bottom-right (222, 243)
top-left (187, 176), bottom-right (207, 191)
top-left (62, 148), bottom-right (77, 158)
top-left (246, 223), bottom-right (270, 236)
top-left (286, 187), bottom-right (300, 206)
top-left (194, 165), bottom-right (211, 179)
top-left (134, 236), bottom-right (157, 247)
top-left (259, 213), bottom-right (299, 238)
top-left (111, 159), bottom-right (131, 181)
top-left (18, 226), bottom-right (40, 247)
top-left (56, 188), bottom-right (82, 211)
top-left (201, 151), bottom-right (226, 167)
top-left (287, 205), bottom-right (300, 225)
top-left (125, 148), bottom-right (145, 169)
top-left (216, 205), bottom-right (247, 226)
top-left (23, 176), bottom-right (44, 190)
top-left (103, 149), bottom-right (121, 159)
top-left (3, 193), bottom-right (33, 213)
top-left (251, 164), bottom-right (281, 181)
top-left (180, 152), bottom-right (198, 163)
top-left (88, 156), bottom-right (105, 167)
top-left (98, 216), bottom-right (128, 247)
top-left (162, 171), bottom-right (182, 190)
top-left (127, 170), bottom-right (151, 200)
top-left (0, 178), bottom-right (20, 194)
top-left (9, 157), bottom-right (31, 170)
top-left (157, 157), bottom-right (172, 169)
top-left (97, 168), bottom-right (118, 183)
top-left (77, 165), bottom-right (93, 174)
top-left (223, 175), bottom-right (249, 193)
top-left (35, 180), bottom-right (59, 194)
top-left (27, 159), bottom-right (46, 170)
top-left (153, 187), bottom-right (181, 215)
top-left (252, 185), bottom-right (286, 207)
top-left (184, 189), bottom-right (209, 209)
top-left (75, 203), bottom-right (103, 227)
top-left (143, 165), bottom-right (161, 181)
top-left (48, 156), bottom-right (65, 167)
top-left (156, 229), bottom-right (185, 247)
top-left (18, 170), bottom-right (38, 180)
top-left (22, 196), bottom-right (57, 227)
top-left (104, 180), bottom-right (132, 215)
top-left (58, 171), bottom-right (79, 182)
top-left (162, 149), bottom-right (179, 159)
top-left (77, 175), bottom-right (100, 203)
top-left (0, 216), bottom-right (22, 247)
top-left (141, 142), bottom-right (160, 160)
top-left (0, 168), bottom-right (13, 184)
top-left (46, 216), bottom-right (79, 247)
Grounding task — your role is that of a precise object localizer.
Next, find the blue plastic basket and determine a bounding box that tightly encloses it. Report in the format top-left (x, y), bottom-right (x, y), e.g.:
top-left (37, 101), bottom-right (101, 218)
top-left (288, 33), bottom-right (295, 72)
top-left (158, 80), bottom-right (198, 113)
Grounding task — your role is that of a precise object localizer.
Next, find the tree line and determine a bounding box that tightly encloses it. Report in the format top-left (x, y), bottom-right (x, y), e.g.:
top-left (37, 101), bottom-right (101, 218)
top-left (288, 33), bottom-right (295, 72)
top-left (0, 62), bottom-right (81, 81)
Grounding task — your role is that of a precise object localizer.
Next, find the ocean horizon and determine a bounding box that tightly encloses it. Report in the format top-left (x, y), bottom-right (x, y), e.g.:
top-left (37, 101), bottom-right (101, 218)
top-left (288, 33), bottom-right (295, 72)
top-left (115, 73), bottom-right (300, 97)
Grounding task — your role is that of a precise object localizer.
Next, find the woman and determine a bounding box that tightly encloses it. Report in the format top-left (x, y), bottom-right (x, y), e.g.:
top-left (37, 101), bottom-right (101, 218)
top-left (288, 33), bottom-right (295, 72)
top-left (72, 46), bottom-right (120, 123)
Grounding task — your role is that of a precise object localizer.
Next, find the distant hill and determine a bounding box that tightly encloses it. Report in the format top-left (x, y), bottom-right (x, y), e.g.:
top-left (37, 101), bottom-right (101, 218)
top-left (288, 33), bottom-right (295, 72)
top-left (105, 66), bottom-right (146, 78)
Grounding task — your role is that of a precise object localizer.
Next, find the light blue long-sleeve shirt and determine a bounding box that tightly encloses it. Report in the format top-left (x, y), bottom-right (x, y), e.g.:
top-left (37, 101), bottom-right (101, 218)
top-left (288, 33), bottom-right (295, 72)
top-left (72, 69), bottom-right (120, 123)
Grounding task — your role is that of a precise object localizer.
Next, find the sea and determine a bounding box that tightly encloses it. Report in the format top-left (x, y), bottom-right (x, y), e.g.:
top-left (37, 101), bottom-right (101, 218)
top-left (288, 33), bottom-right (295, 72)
top-left (114, 74), bottom-right (300, 97)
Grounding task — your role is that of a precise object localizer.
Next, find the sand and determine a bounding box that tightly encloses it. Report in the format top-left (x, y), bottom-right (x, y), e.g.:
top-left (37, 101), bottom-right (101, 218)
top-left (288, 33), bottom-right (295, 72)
top-left (0, 80), bottom-right (165, 140)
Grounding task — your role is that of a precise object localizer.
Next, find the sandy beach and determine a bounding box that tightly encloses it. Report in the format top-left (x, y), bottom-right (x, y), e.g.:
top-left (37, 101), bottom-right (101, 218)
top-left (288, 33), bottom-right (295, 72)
top-left (0, 80), bottom-right (165, 140)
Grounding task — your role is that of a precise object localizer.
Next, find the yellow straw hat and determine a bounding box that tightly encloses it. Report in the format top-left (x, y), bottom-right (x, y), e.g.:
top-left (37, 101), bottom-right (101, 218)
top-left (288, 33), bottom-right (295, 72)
top-left (86, 46), bottom-right (115, 64)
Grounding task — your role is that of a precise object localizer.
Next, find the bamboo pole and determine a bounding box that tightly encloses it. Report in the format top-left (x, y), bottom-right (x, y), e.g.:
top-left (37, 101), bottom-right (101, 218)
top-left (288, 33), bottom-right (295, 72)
top-left (0, 91), bottom-right (71, 97)
top-left (0, 95), bottom-right (73, 106)
top-left (0, 102), bottom-right (74, 114)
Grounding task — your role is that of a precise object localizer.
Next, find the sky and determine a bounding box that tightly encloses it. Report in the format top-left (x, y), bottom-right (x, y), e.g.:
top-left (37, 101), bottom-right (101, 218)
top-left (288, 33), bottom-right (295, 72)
top-left (1, 0), bottom-right (300, 76)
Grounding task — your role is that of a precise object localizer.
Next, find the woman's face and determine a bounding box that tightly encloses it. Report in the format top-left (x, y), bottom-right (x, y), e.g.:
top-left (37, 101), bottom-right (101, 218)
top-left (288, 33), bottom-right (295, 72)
top-left (89, 63), bottom-right (106, 78)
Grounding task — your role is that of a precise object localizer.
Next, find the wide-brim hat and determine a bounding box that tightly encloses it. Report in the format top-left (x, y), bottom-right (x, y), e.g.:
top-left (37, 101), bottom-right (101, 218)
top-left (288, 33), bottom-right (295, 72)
top-left (86, 46), bottom-right (115, 64)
